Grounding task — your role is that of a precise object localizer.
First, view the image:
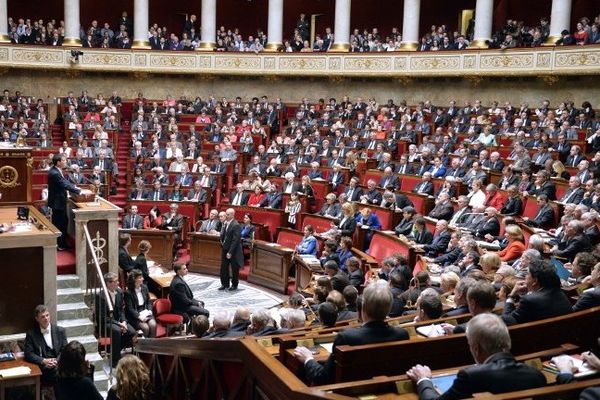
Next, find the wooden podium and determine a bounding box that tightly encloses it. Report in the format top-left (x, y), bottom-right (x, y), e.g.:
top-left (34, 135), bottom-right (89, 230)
top-left (0, 147), bottom-right (33, 205)
top-left (121, 228), bottom-right (176, 268)
top-left (249, 240), bottom-right (294, 294)
top-left (189, 232), bottom-right (222, 276)
top-left (70, 197), bottom-right (121, 289)
top-left (0, 206), bottom-right (59, 336)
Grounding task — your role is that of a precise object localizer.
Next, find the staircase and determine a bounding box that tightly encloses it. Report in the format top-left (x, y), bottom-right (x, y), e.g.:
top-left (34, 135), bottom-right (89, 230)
top-left (108, 121), bottom-right (131, 213)
top-left (57, 274), bottom-right (111, 395)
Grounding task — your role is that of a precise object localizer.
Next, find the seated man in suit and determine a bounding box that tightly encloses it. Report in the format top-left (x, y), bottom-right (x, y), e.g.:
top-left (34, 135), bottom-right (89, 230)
top-left (474, 207), bottom-right (501, 239)
top-left (122, 205), bottom-right (144, 229)
top-left (559, 176), bottom-right (584, 204)
top-left (229, 183), bottom-right (249, 206)
top-left (428, 193), bottom-right (454, 221)
top-left (395, 206), bottom-right (417, 236)
top-left (130, 181), bottom-right (148, 201)
top-left (328, 164), bottom-right (345, 190)
top-left (186, 180), bottom-right (208, 204)
top-left (523, 194), bottom-right (555, 230)
top-left (170, 264), bottom-right (209, 322)
top-left (259, 183), bottom-right (283, 209)
top-left (360, 179), bottom-right (383, 205)
top-left (294, 281), bottom-right (410, 385)
top-left (503, 258), bottom-right (573, 325)
top-left (523, 170), bottom-right (556, 200)
top-left (307, 161), bottom-right (323, 180)
top-left (407, 313), bottom-right (546, 399)
top-left (24, 305), bottom-right (68, 384)
top-left (418, 220), bottom-right (451, 257)
top-left (379, 167), bottom-right (400, 191)
top-left (550, 219), bottom-right (592, 262)
top-left (413, 172), bottom-right (434, 196)
top-left (343, 177), bottom-right (364, 202)
top-left (197, 209), bottom-right (222, 234)
top-left (319, 193), bottom-right (342, 218)
top-left (572, 262), bottom-right (600, 311)
top-left (147, 180), bottom-right (167, 201)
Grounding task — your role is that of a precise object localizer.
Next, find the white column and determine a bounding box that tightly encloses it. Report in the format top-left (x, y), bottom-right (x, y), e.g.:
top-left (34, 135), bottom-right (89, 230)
top-left (331, 0), bottom-right (351, 51)
top-left (0, 0), bottom-right (8, 43)
top-left (471, 0), bottom-right (494, 48)
top-left (198, 0), bottom-right (217, 50)
top-left (547, 0), bottom-right (572, 44)
top-left (266, 0), bottom-right (284, 51)
top-left (133, 0), bottom-right (150, 48)
top-left (400, 0), bottom-right (421, 50)
top-left (64, 0), bottom-right (81, 46)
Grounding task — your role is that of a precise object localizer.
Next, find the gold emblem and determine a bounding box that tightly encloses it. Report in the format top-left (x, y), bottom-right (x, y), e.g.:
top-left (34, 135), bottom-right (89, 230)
top-left (0, 166), bottom-right (20, 188)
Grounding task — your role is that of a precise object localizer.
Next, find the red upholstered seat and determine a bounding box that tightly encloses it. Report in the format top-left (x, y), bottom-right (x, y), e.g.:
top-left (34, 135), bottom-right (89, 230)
top-left (153, 298), bottom-right (183, 338)
top-left (399, 175), bottom-right (421, 192)
top-left (157, 314), bottom-right (184, 325)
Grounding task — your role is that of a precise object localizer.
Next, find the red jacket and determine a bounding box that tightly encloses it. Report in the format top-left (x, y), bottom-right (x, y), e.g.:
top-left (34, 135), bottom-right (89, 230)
top-left (484, 191), bottom-right (505, 211)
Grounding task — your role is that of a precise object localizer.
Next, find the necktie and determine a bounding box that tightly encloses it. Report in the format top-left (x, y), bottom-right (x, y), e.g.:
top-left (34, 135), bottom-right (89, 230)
top-left (137, 191), bottom-right (142, 200)
top-left (100, 161), bottom-right (104, 170)
top-left (154, 192), bottom-right (159, 201)
top-left (194, 191), bottom-right (200, 200)
top-left (132, 215), bottom-right (136, 228)
top-left (234, 193), bottom-right (240, 205)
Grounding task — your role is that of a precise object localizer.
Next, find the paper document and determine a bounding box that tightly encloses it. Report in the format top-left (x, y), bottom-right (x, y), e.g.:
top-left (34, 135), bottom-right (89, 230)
top-left (0, 366), bottom-right (31, 378)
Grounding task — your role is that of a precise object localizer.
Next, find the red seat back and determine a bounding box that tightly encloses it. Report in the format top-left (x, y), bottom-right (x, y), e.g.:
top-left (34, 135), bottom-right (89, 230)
top-left (154, 298), bottom-right (172, 316)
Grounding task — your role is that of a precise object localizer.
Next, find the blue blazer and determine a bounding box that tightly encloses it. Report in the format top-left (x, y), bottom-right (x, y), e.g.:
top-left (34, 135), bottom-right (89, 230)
top-left (355, 213), bottom-right (382, 231)
top-left (430, 165), bottom-right (447, 178)
top-left (297, 235), bottom-right (317, 256)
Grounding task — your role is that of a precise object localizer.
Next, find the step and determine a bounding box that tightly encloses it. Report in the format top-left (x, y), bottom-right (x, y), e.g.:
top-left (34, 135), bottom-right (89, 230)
top-left (57, 302), bottom-right (91, 320)
top-left (57, 274), bottom-right (80, 290)
top-left (93, 369), bottom-right (111, 392)
top-left (68, 334), bottom-right (99, 354)
top-left (57, 287), bottom-right (85, 304)
top-left (58, 318), bottom-right (94, 337)
top-left (87, 352), bottom-right (106, 371)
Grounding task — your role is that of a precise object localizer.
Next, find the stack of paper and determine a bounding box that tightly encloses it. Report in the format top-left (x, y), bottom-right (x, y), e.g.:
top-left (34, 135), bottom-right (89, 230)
top-left (0, 366), bottom-right (31, 378)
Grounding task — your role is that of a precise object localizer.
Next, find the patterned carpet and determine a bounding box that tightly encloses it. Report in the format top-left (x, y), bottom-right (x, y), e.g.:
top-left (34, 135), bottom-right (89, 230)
top-left (182, 273), bottom-right (285, 318)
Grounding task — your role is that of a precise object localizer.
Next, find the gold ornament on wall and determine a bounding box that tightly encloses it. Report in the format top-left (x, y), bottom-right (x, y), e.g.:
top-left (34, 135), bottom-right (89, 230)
top-left (539, 75), bottom-right (559, 86)
top-left (0, 165), bottom-right (20, 188)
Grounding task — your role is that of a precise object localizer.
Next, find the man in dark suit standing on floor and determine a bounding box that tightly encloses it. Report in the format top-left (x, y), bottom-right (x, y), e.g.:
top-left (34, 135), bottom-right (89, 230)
top-left (406, 313), bottom-right (546, 399)
top-left (170, 264), bottom-right (209, 320)
top-left (294, 281), bottom-right (410, 385)
top-left (47, 154), bottom-right (88, 250)
top-left (24, 305), bottom-right (68, 384)
top-left (219, 208), bottom-right (243, 291)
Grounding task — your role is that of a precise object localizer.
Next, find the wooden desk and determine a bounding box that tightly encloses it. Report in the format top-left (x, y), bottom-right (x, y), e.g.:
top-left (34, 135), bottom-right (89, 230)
top-left (0, 359), bottom-right (42, 400)
top-left (249, 240), bottom-right (294, 294)
top-left (149, 274), bottom-right (174, 298)
top-left (369, 230), bottom-right (425, 268)
top-left (294, 254), bottom-right (324, 294)
top-left (189, 232), bottom-right (222, 276)
top-left (121, 229), bottom-right (175, 267)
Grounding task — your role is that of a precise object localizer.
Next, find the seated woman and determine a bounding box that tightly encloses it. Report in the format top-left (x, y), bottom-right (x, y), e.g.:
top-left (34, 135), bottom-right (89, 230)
top-left (169, 181), bottom-right (185, 202)
top-left (500, 185), bottom-right (523, 216)
top-left (107, 355), bottom-right (154, 400)
top-left (355, 207), bottom-right (382, 250)
top-left (124, 269), bottom-right (157, 338)
top-left (296, 225), bottom-right (318, 256)
top-left (497, 225), bottom-right (526, 263)
top-left (394, 206), bottom-right (416, 236)
top-left (319, 193), bottom-right (341, 218)
top-left (552, 160), bottom-right (571, 180)
top-left (298, 175), bottom-right (315, 198)
top-left (479, 252), bottom-right (502, 281)
top-left (143, 206), bottom-right (163, 229)
top-left (247, 186), bottom-right (266, 207)
top-left (56, 341), bottom-right (102, 400)
top-left (241, 213), bottom-right (256, 248)
top-left (337, 236), bottom-right (354, 272)
top-left (409, 217), bottom-right (433, 245)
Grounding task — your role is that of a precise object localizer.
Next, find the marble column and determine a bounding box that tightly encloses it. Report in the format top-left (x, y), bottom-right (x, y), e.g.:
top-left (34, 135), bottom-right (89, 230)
top-left (0, 0), bottom-right (8, 43)
top-left (400, 0), bottom-right (421, 50)
top-left (331, 0), bottom-right (351, 51)
top-left (63, 0), bottom-right (81, 46)
top-left (198, 0), bottom-right (217, 50)
top-left (471, 0), bottom-right (494, 48)
top-left (133, 0), bottom-right (150, 48)
top-left (546, 0), bottom-right (572, 44)
top-left (266, 0), bottom-right (284, 51)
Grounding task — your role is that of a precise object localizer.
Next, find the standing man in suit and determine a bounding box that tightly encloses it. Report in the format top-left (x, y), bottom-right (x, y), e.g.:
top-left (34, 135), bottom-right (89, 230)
top-left (170, 264), bottom-right (209, 321)
top-left (98, 272), bottom-right (136, 367)
top-left (219, 208), bottom-right (243, 291)
top-left (24, 305), bottom-right (68, 384)
top-left (48, 154), bottom-right (87, 250)
top-left (118, 233), bottom-right (137, 272)
top-left (122, 205), bottom-right (143, 230)
top-left (406, 313), bottom-right (546, 399)
top-left (162, 203), bottom-right (185, 259)
top-left (294, 281), bottom-right (410, 385)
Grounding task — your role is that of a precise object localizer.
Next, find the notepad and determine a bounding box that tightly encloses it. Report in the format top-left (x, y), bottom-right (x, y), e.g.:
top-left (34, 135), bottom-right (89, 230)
top-left (417, 324), bottom-right (452, 337)
top-left (319, 342), bottom-right (334, 353)
top-left (544, 355), bottom-right (597, 378)
top-left (0, 366), bottom-right (31, 378)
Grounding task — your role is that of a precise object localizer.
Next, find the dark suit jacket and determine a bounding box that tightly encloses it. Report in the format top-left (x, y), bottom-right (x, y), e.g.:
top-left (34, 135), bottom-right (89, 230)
top-left (338, 216), bottom-right (357, 237)
top-left (428, 202), bottom-right (454, 221)
top-left (379, 175), bottom-right (400, 191)
top-left (24, 324), bottom-right (68, 376)
top-left (528, 204), bottom-right (555, 229)
top-left (186, 188), bottom-right (208, 204)
top-left (395, 219), bottom-right (414, 236)
top-left (221, 220), bottom-right (244, 264)
top-left (554, 234), bottom-right (592, 262)
top-left (119, 246), bottom-right (137, 272)
top-left (561, 187), bottom-right (584, 204)
top-left (147, 189), bottom-right (167, 201)
top-left (161, 213), bottom-right (184, 235)
top-left (48, 166), bottom-right (81, 211)
top-left (344, 186), bottom-right (364, 202)
top-left (416, 352), bottom-right (546, 400)
top-left (475, 218), bottom-right (500, 238)
top-left (124, 285), bottom-right (152, 325)
top-left (528, 181), bottom-right (556, 201)
top-left (501, 197), bottom-right (523, 216)
top-left (129, 189), bottom-right (148, 200)
top-left (169, 275), bottom-right (199, 314)
top-left (502, 287), bottom-right (572, 325)
top-left (260, 192), bottom-right (283, 209)
top-left (572, 286), bottom-right (600, 312)
top-left (123, 213), bottom-right (144, 229)
top-left (423, 231), bottom-right (451, 256)
top-left (304, 321), bottom-right (409, 385)
top-left (319, 203), bottom-right (341, 218)
top-left (413, 181), bottom-right (434, 196)
top-left (229, 190), bottom-right (250, 206)
top-left (396, 163), bottom-right (414, 175)
top-left (96, 288), bottom-right (127, 326)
